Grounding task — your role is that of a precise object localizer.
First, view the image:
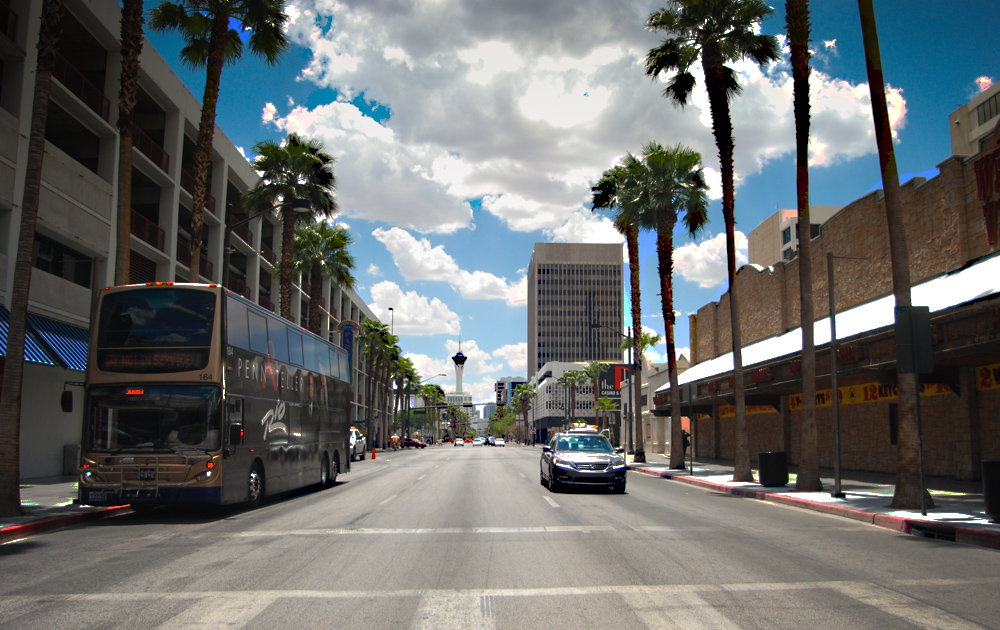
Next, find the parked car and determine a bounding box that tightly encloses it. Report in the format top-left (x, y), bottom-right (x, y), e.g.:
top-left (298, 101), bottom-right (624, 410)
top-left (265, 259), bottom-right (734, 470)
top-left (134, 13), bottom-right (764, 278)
top-left (472, 437), bottom-right (485, 446)
top-left (495, 438), bottom-right (505, 447)
top-left (404, 437), bottom-right (427, 448)
top-left (454, 437), bottom-right (464, 446)
top-left (486, 436), bottom-right (496, 446)
top-left (540, 430), bottom-right (626, 493)
top-left (349, 428), bottom-right (367, 462)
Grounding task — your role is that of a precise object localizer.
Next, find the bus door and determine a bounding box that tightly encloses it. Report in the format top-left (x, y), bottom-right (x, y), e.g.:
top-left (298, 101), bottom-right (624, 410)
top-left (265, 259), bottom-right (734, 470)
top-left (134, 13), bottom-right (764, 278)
top-left (223, 395), bottom-right (249, 504)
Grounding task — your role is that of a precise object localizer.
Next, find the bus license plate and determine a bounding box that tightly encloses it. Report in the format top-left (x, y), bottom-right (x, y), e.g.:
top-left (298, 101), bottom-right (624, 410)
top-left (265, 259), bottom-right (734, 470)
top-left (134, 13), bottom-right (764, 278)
top-left (138, 468), bottom-right (156, 480)
top-left (88, 492), bottom-right (106, 502)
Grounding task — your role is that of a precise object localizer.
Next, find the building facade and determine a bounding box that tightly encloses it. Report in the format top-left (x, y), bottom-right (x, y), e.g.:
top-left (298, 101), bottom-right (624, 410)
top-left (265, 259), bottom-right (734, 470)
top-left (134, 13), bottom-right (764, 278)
top-left (0, 0), bottom-right (378, 477)
top-left (527, 243), bottom-right (624, 380)
top-left (747, 205), bottom-right (843, 268)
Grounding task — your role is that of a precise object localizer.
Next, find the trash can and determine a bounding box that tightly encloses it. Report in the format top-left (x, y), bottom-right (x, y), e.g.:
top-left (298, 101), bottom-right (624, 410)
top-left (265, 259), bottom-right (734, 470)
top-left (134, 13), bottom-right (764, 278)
top-left (984, 460), bottom-right (1000, 523)
top-left (758, 451), bottom-right (788, 487)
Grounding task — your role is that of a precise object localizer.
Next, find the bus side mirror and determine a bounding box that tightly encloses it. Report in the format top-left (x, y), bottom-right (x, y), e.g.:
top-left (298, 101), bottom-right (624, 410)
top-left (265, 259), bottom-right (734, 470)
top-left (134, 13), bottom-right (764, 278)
top-left (61, 391), bottom-right (73, 413)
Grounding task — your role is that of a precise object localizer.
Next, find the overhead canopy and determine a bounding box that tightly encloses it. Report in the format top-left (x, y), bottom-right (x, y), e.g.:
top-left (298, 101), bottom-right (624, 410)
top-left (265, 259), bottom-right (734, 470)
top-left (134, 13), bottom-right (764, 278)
top-left (0, 307), bottom-right (58, 367)
top-left (0, 307), bottom-right (90, 371)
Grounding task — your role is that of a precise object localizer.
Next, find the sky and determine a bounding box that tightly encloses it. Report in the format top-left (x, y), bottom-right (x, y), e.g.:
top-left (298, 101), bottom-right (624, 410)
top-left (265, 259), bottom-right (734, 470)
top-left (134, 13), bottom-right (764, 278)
top-left (145, 0), bottom-right (996, 407)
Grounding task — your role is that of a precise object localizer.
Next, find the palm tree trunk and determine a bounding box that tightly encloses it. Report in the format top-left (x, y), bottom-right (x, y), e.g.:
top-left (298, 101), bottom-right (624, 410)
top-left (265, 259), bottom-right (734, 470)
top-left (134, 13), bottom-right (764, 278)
top-left (657, 214), bottom-right (685, 469)
top-left (788, 0), bottom-right (822, 492)
top-left (0, 0), bottom-right (65, 517)
top-left (592, 377), bottom-right (600, 430)
top-left (114, 0), bottom-right (144, 285)
top-left (279, 208), bottom-right (296, 320)
top-left (188, 11), bottom-right (230, 282)
top-left (703, 50), bottom-right (751, 482)
top-left (625, 223), bottom-right (645, 462)
top-left (308, 260), bottom-right (322, 334)
top-left (857, 0), bottom-right (932, 509)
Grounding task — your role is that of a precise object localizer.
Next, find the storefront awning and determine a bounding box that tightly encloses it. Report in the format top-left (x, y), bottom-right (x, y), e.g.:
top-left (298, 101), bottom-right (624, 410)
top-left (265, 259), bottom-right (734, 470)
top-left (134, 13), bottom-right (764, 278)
top-left (0, 307), bottom-right (58, 367)
top-left (27, 313), bottom-right (89, 371)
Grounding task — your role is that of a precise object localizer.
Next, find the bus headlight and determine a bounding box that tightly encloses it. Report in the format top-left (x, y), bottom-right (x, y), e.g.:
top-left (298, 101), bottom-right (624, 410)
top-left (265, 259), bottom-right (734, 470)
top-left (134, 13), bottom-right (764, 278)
top-left (195, 470), bottom-right (213, 482)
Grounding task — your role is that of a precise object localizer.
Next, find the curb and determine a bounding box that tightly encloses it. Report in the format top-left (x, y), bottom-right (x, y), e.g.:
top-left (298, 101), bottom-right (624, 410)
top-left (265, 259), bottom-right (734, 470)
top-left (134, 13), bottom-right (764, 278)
top-left (631, 466), bottom-right (1000, 550)
top-left (0, 505), bottom-right (132, 545)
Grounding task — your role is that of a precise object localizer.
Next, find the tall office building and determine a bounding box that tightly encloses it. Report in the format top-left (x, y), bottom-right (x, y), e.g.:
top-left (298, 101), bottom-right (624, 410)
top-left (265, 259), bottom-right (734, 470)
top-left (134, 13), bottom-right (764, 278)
top-left (527, 243), bottom-right (624, 380)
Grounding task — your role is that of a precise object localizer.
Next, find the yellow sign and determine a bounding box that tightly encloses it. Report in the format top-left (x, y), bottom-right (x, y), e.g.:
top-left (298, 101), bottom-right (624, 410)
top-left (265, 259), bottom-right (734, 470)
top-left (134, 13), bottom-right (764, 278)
top-left (789, 381), bottom-right (953, 410)
top-left (719, 405), bottom-right (777, 418)
top-left (977, 363), bottom-right (1000, 391)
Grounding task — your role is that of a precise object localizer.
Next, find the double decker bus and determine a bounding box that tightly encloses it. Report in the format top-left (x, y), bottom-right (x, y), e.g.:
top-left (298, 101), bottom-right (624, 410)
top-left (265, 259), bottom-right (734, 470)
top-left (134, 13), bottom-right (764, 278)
top-left (75, 283), bottom-right (352, 509)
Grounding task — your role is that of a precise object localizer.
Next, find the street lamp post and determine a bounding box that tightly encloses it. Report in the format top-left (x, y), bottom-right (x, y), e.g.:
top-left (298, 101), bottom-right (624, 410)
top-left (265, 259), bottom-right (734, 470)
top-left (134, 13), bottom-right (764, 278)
top-left (223, 199), bottom-right (311, 290)
top-left (589, 323), bottom-right (633, 451)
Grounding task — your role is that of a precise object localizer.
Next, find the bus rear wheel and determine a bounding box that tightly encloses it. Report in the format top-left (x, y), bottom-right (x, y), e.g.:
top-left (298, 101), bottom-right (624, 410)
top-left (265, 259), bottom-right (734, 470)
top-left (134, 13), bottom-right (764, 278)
top-left (329, 457), bottom-right (339, 487)
top-left (320, 455), bottom-right (331, 488)
top-left (247, 463), bottom-right (265, 508)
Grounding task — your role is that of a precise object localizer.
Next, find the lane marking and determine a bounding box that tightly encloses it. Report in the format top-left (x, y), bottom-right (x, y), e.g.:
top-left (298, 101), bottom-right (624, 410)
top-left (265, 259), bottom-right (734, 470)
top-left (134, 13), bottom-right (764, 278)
top-left (156, 592), bottom-right (275, 629)
top-left (829, 582), bottom-right (985, 630)
top-left (378, 494), bottom-right (398, 506)
top-left (417, 475), bottom-right (426, 481)
top-left (621, 590), bottom-right (740, 630)
top-left (518, 473), bottom-right (526, 479)
top-left (543, 496), bottom-right (559, 509)
top-left (411, 592), bottom-right (494, 630)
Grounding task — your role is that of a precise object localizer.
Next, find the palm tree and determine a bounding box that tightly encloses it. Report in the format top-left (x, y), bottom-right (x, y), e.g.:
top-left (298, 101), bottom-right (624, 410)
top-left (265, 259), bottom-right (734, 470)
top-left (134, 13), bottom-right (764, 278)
top-left (420, 383), bottom-right (446, 441)
top-left (566, 370), bottom-right (589, 425)
top-left (592, 156), bottom-right (647, 461)
top-left (645, 0), bottom-right (779, 481)
top-left (113, 0), bottom-right (145, 285)
top-left (622, 330), bottom-right (662, 454)
top-left (149, 0), bottom-right (289, 282)
top-left (359, 319), bottom-right (394, 448)
top-left (595, 397), bottom-right (618, 439)
top-left (634, 142), bottom-right (709, 468)
top-left (787, 0), bottom-right (821, 492)
top-left (0, 0), bottom-right (66, 519)
top-left (244, 134), bottom-right (338, 321)
top-left (583, 361), bottom-right (609, 429)
top-left (291, 220), bottom-right (355, 335)
top-left (513, 383), bottom-right (537, 443)
top-left (856, 0), bottom-right (930, 510)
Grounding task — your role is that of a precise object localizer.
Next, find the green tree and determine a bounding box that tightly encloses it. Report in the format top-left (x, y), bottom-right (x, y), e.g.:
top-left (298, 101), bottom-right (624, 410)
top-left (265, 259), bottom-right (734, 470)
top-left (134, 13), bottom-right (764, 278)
top-left (113, 0), bottom-right (145, 284)
top-left (359, 319), bottom-right (396, 449)
top-left (595, 397), bottom-right (618, 439)
top-left (420, 383), bottom-right (446, 440)
top-left (645, 0), bottom-right (779, 481)
top-left (583, 361), bottom-right (609, 430)
top-left (621, 330), bottom-right (662, 454)
top-left (244, 134), bottom-right (338, 321)
top-left (856, 0), bottom-right (931, 509)
top-left (592, 156), bottom-right (647, 461)
top-left (513, 383), bottom-right (537, 443)
top-left (291, 220), bottom-right (355, 335)
top-left (150, 0), bottom-right (289, 282)
top-left (634, 142), bottom-right (709, 468)
top-left (0, 0), bottom-right (66, 518)
top-left (787, 0), bottom-right (821, 492)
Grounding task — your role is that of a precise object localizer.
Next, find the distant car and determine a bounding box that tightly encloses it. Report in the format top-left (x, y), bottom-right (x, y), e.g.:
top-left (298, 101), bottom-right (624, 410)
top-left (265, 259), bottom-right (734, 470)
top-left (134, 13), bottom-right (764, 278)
top-left (486, 436), bottom-right (496, 446)
top-left (454, 438), bottom-right (464, 446)
top-left (472, 438), bottom-right (485, 446)
top-left (495, 438), bottom-right (505, 447)
top-left (404, 437), bottom-right (427, 448)
top-left (540, 431), bottom-right (626, 493)
top-left (349, 428), bottom-right (367, 462)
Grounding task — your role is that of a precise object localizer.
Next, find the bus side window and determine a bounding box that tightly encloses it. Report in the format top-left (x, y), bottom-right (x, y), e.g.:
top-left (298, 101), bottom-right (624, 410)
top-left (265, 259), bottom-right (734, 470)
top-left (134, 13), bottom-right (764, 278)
top-left (226, 397), bottom-right (244, 447)
top-left (328, 349), bottom-right (340, 380)
top-left (248, 311), bottom-right (268, 354)
top-left (267, 318), bottom-right (289, 362)
top-left (226, 298), bottom-right (250, 350)
top-left (287, 329), bottom-right (304, 366)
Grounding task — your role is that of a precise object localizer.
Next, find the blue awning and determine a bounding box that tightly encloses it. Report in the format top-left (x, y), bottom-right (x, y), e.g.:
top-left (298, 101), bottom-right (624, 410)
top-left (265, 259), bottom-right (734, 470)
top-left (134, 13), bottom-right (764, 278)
top-left (0, 307), bottom-right (58, 367)
top-left (27, 313), bottom-right (89, 371)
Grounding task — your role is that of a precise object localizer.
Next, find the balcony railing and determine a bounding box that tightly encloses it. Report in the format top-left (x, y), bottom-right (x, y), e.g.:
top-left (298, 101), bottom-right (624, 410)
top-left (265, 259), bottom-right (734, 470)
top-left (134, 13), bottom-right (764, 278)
top-left (131, 124), bottom-right (170, 173)
top-left (180, 168), bottom-right (217, 215)
top-left (130, 210), bottom-right (165, 252)
top-left (259, 296), bottom-right (274, 312)
top-left (229, 276), bottom-right (251, 300)
top-left (261, 242), bottom-right (276, 264)
top-left (52, 53), bottom-right (111, 121)
top-left (233, 223), bottom-right (253, 245)
top-left (0, 1), bottom-right (23, 54)
top-left (175, 238), bottom-right (214, 280)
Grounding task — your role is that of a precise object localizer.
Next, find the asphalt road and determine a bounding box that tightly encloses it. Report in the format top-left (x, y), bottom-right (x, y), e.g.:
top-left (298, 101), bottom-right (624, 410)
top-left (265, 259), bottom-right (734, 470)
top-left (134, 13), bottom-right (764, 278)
top-left (2, 444), bottom-right (999, 629)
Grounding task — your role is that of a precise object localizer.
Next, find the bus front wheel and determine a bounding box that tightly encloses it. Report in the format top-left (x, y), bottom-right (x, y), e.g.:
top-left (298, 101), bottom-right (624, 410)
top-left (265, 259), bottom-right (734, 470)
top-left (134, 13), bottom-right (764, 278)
top-left (247, 463), bottom-right (265, 508)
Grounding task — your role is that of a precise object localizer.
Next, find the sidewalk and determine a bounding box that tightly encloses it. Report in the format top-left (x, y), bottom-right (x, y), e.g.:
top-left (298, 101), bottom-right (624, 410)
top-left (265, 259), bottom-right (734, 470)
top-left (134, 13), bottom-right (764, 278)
top-left (629, 453), bottom-right (1000, 551)
top-left (0, 476), bottom-right (130, 544)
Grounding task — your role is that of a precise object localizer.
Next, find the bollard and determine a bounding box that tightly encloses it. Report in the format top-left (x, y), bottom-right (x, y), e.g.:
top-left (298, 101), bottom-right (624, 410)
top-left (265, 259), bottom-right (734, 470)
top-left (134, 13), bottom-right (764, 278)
top-left (372, 447), bottom-right (376, 460)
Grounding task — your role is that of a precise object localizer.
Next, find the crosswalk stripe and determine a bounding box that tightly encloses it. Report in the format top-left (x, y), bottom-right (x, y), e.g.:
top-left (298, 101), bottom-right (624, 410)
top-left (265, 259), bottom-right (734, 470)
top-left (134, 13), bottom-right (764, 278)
top-left (155, 593), bottom-right (276, 629)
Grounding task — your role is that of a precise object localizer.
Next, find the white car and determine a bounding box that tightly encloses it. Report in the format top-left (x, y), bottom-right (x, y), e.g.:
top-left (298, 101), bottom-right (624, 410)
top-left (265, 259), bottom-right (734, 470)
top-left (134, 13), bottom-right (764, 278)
top-left (472, 438), bottom-right (485, 446)
top-left (349, 428), bottom-right (367, 461)
top-left (495, 438), bottom-right (505, 447)
top-left (454, 438), bottom-right (464, 446)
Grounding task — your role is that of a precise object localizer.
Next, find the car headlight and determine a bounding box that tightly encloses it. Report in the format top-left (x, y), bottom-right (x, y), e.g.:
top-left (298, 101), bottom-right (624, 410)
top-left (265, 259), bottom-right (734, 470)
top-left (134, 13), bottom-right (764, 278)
top-left (609, 457), bottom-right (625, 468)
top-left (553, 457), bottom-right (577, 469)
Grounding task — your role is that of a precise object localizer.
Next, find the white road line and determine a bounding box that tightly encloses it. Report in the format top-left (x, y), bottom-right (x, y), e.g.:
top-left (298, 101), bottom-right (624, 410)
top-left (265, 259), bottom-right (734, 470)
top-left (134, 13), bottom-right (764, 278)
top-left (411, 592), bottom-right (494, 630)
top-left (543, 496), bottom-right (559, 508)
top-left (518, 473), bottom-right (526, 479)
top-left (829, 582), bottom-right (986, 630)
top-left (156, 593), bottom-right (275, 629)
top-left (621, 590), bottom-right (740, 630)
top-left (378, 494), bottom-right (398, 506)
top-left (417, 475), bottom-right (426, 481)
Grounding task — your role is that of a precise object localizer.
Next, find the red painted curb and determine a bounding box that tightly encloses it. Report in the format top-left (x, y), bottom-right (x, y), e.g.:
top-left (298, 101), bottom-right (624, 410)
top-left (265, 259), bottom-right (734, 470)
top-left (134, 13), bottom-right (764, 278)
top-left (0, 506), bottom-right (131, 544)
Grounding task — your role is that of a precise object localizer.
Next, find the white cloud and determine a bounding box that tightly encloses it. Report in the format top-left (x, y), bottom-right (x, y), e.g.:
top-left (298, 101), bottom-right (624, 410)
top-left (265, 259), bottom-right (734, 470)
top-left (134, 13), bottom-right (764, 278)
top-left (272, 1), bottom-right (905, 235)
top-left (372, 227), bottom-right (525, 305)
top-left (368, 281), bottom-right (460, 335)
top-left (977, 76), bottom-right (994, 92)
top-left (367, 264), bottom-right (382, 276)
top-left (492, 342), bottom-right (526, 372)
top-left (674, 231), bottom-right (749, 289)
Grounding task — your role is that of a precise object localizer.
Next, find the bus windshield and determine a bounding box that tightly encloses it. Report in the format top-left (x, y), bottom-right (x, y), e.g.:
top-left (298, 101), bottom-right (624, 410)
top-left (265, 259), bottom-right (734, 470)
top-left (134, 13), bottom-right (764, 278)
top-left (86, 385), bottom-right (222, 452)
top-left (98, 288), bottom-right (216, 348)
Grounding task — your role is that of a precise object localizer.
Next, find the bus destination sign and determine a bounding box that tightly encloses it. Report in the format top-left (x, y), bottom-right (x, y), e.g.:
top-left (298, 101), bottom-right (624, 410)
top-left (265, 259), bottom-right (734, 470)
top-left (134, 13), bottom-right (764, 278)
top-left (98, 349), bottom-right (208, 373)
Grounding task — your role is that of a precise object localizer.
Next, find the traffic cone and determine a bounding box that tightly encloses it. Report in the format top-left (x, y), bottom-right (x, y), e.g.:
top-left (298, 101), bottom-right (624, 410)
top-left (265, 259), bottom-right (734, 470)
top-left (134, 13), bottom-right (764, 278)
top-left (372, 447), bottom-right (376, 460)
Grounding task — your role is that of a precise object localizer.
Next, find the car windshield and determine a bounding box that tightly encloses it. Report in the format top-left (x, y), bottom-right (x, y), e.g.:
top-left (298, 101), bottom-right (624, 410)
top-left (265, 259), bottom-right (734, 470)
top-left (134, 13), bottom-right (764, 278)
top-left (86, 385), bottom-right (222, 452)
top-left (556, 435), bottom-right (614, 453)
